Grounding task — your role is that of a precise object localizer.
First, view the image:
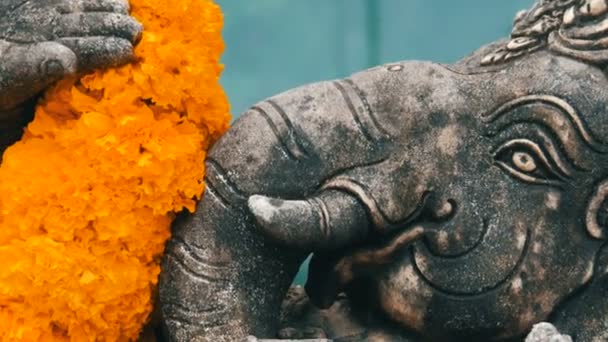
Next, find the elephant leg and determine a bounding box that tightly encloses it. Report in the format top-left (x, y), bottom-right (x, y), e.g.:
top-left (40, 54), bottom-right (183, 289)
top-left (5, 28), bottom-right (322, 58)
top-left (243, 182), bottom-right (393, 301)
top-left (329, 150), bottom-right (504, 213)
top-left (550, 244), bottom-right (608, 341)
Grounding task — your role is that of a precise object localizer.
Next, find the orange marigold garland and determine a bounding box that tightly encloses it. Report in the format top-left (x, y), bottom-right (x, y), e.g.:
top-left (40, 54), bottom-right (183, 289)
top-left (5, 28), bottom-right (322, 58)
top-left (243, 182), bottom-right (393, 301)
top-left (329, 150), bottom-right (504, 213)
top-left (0, 0), bottom-right (230, 340)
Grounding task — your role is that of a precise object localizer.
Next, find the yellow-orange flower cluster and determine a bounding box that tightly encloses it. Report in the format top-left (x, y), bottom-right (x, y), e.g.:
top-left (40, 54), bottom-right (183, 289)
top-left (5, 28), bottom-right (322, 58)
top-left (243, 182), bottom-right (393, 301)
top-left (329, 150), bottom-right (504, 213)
top-left (0, 0), bottom-right (230, 340)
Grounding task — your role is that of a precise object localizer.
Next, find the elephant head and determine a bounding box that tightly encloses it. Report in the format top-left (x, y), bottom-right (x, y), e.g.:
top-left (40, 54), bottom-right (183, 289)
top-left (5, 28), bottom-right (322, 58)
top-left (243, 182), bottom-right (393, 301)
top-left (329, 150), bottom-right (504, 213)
top-left (159, 1), bottom-right (608, 340)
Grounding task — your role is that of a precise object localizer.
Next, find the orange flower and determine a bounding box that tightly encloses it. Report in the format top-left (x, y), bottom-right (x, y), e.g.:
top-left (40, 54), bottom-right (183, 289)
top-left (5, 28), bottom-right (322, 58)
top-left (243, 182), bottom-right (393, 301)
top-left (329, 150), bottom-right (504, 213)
top-left (0, 0), bottom-right (230, 340)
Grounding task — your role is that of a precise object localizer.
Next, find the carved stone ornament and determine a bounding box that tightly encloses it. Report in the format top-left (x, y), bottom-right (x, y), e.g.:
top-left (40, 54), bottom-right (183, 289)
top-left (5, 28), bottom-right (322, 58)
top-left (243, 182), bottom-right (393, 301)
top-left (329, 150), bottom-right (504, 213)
top-left (482, 0), bottom-right (608, 66)
top-left (153, 0), bottom-right (608, 341)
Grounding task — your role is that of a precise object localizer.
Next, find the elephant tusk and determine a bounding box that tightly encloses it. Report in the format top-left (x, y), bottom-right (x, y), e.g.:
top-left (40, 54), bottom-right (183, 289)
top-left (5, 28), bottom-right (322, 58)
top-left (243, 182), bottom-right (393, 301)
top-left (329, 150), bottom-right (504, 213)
top-left (248, 190), bottom-right (370, 251)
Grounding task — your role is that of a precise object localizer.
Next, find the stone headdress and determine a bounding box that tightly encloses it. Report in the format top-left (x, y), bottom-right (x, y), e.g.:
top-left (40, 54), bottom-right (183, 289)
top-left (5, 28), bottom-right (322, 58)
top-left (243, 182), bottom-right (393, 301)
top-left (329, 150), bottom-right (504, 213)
top-left (482, 0), bottom-right (608, 66)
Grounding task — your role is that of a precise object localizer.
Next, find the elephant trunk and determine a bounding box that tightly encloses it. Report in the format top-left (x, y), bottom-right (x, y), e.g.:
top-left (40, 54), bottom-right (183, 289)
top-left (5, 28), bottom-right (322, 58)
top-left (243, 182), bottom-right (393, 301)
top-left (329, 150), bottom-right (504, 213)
top-left (159, 177), bottom-right (304, 340)
top-left (159, 166), bottom-right (371, 340)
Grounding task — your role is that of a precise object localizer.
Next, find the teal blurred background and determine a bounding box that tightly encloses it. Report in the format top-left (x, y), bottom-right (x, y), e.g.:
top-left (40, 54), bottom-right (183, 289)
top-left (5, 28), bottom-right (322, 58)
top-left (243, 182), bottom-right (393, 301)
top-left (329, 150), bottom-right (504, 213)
top-left (217, 0), bottom-right (534, 116)
top-left (215, 0), bottom-right (533, 284)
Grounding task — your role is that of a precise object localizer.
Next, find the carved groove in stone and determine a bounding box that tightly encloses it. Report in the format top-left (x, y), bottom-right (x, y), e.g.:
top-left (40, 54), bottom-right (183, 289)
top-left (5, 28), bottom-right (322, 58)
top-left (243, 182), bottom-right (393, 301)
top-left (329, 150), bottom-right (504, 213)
top-left (205, 158), bottom-right (248, 207)
top-left (332, 80), bottom-right (375, 142)
top-left (333, 80), bottom-right (386, 142)
top-left (343, 78), bottom-right (389, 138)
top-left (204, 179), bottom-right (232, 209)
top-left (421, 218), bottom-right (491, 259)
top-left (164, 303), bottom-right (230, 329)
top-left (169, 237), bottom-right (230, 269)
top-left (256, 100), bottom-right (308, 160)
top-left (412, 222), bottom-right (531, 296)
top-left (164, 247), bottom-right (229, 284)
top-left (164, 301), bottom-right (227, 318)
top-left (484, 95), bottom-right (607, 153)
top-left (317, 157), bottom-right (390, 187)
top-left (250, 106), bottom-right (301, 161)
top-left (520, 129), bottom-right (579, 175)
top-left (322, 178), bottom-right (429, 233)
top-left (308, 197), bottom-right (332, 241)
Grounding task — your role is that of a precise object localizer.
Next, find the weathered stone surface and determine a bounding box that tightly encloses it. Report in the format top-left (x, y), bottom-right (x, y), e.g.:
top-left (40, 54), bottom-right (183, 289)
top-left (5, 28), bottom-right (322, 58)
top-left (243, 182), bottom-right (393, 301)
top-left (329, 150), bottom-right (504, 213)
top-left (0, 0), bottom-right (141, 157)
top-left (159, 0), bottom-right (608, 340)
top-left (277, 286), bottom-right (576, 341)
top-left (525, 323), bottom-right (572, 342)
top-left (277, 286), bottom-right (420, 341)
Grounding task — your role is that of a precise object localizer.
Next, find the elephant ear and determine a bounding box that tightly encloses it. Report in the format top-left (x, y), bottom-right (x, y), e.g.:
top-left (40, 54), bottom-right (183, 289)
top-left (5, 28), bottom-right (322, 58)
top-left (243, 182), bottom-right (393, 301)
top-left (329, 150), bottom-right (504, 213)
top-left (482, 0), bottom-right (608, 67)
top-left (586, 179), bottom-right (608, 240)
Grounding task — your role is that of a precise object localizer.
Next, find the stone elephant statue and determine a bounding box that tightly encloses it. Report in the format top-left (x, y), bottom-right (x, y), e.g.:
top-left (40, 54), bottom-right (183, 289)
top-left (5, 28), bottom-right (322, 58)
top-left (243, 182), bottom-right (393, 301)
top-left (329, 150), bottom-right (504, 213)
top-left (159, 0), bottom-right (608, 341)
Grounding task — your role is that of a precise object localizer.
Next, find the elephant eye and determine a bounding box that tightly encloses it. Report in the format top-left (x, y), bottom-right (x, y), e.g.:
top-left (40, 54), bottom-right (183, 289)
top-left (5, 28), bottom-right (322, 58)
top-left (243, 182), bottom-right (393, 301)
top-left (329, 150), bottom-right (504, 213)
top-left (493, 139), bottom-right (563, 185)
top-left (511, 151), bottom-right (537, 173)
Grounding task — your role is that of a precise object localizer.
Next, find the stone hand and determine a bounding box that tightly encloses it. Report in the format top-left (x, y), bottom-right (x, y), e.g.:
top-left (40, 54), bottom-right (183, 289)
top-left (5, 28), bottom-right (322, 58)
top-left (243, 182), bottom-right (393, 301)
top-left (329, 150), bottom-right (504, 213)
top-left (0, 0), bottom-right (142, 111)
